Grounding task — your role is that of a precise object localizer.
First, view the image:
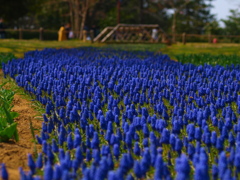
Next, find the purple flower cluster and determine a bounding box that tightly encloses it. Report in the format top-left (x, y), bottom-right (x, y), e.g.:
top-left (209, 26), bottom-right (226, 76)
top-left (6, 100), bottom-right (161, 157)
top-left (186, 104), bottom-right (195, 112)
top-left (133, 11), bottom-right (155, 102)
top-left (2, 48), bottom-right (240, 179)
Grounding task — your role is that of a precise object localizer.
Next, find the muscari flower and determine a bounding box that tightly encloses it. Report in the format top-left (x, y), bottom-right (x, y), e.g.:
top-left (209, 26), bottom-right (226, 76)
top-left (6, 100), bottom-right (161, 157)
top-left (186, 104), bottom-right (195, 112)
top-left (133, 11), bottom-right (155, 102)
top-left (75, 146), bottom-right (83, 164)
top-left (53, 165), bottom-right (62, 180)
top-left (52, 139), bottom-right (59, 153)
top-left (113, 144), bottom-right (120, 160)
top-left (175, 154), bottom-right (190, 180)
top-left (36, 153), bottom-right (43, 169)
top-left (125, 174), bottom-right (134, 180)
top-left (160, 128), bottom-right (170, 144)
top-left (93, 149), bottom-right (101, 165)
top-left (109, 134), bottom-right (116, 146)
top-left (91, 132), bottom-right (100, 149)
top-left (47, 147), bottom-right (55, 164)
top-left (133, 160), bottom-right (142, 179)
top-left (44, 161), bottom-right (53, 180)
top-left (74, 134), bottom-right (81, 148)
top-left (218, 151), bottom-right (227, 179)
top-left (1, 164), bottom-right (8, 180)
top-left (67, 133), bottom-right (73, 150)
top-left (133, 142), bottom-right (141, 156)
top-left (107, 154), bottom-right (114, 170)
top-left (154, 154), bottom-right (165, 180)
top-left (58, 148), bottom-right (65, 162)
top-left (27, 154), bottom-right (36, 174)
top-left (212, 164), bottom-right (218, 180)
top-left (125, 132), bottom-right (132, 149)
top-left (175, 138), bottom-right (183, 155)
top-left (142, 138), bottom-right (149, 148)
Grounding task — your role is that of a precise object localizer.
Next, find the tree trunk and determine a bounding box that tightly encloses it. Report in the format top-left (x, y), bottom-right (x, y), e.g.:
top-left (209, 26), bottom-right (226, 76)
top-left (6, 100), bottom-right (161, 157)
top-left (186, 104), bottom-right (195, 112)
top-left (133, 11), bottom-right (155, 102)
top-left (68, 0), bottom-right (74, 33)
top-left (73, 0), bottom-right (81, 39)
top-left (79, 0), bottom-right (89, 40)
top-left (117, 0), bottom-right (121, 24)
top-left (139, 0), bottom-right (143, 24)
top-left (172, 10), bottom-right (176, 43)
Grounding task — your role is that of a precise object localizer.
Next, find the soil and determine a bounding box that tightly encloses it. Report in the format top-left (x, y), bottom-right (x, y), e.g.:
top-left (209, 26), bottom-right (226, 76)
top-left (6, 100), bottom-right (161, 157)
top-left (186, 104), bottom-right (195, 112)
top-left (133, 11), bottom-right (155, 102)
top-left (0, 70), bottom-right (42, 180)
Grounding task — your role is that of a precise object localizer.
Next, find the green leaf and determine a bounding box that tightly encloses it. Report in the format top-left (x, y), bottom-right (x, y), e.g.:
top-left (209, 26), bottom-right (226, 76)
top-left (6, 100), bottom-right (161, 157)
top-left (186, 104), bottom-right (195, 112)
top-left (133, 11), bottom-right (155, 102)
top-left (2, 105), bottom-right (14, 124)
top-left (0, 116), bottom-right (7, 130)
top-left (0, 82), bottom-right (8, 88)
top-left (10, 111), bottom-right (19, 119)
top-left (13, 128), bottom-right (19, 142)
top-left (0, 122), bottom-right (18, 142)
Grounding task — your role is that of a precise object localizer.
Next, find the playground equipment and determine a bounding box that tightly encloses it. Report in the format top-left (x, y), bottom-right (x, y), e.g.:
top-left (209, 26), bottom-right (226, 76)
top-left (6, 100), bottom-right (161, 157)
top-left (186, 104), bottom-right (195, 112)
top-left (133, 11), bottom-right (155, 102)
top-left (94, 24), bottom-right (170, 44)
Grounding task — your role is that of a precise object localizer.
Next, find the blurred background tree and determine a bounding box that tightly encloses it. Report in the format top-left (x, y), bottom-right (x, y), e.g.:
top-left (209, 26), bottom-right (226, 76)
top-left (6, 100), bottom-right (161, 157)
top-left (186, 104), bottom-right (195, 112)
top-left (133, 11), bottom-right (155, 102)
top-left (221, 9), bottom-right (240, 35)
top-left (0, 0), bottom-right (239, 39)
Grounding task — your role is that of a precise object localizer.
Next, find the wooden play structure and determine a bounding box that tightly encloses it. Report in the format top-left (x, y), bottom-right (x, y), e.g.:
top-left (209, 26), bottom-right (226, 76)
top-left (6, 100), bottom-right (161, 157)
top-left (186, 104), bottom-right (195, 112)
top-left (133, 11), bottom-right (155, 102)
top-left (93, 24), bottom-right (170, 44)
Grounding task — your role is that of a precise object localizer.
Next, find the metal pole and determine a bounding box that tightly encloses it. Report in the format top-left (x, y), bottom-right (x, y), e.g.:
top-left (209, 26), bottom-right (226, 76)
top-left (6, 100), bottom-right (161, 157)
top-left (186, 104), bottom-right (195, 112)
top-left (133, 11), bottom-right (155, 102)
top-left (182, 32), bottom-right (186, 45)
top-left (172, 11), bottom-right (176, 43)
top-left (208, 32), bottom-right (211, 43)
top-left (90, 30), bottom-right (94, 43)
top-left (19, 28), bottom-right (23, 40)
top-left (39, 27), bottom-right (44, 41)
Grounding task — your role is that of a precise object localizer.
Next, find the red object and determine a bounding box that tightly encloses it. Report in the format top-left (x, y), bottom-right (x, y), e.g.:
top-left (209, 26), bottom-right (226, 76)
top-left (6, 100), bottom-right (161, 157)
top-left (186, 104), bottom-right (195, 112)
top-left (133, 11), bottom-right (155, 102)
top-left (213, 38), bottom-right (218, 43)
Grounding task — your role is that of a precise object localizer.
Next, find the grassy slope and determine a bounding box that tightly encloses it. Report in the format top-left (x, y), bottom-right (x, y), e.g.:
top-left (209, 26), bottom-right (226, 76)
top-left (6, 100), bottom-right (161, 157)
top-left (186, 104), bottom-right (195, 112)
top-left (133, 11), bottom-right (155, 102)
top-left (0, 39), bottom-right (102, 58)
top-left (0, 39), bottom-right (240, 60)
top-left (159, 42), bottom-right (240, 60)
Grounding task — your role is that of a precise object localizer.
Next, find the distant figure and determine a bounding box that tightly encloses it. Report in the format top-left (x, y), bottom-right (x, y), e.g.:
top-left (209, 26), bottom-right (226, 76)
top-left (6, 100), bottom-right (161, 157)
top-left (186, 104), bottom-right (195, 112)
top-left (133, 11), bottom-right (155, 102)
top-left (91, 25), bottom-right (98, 38)
top-left (58, 26), bottom-right (67, 41)
top-left (213, 38), bottom-right (218, 44)
top-left (65, 23), bottom-right (71, 39)
top-left (68, 30), bottom-right (74, 39)
top-left (151, 28), bottom-right (158, 42)
top-left (0, 18), bottom-right (6, 39)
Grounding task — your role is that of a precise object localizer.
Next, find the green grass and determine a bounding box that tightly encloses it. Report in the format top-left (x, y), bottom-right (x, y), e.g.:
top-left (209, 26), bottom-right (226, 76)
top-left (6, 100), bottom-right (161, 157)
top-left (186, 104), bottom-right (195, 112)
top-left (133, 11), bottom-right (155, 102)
top-left (104, 43), bottom-right (166, 52)
top-left (0, 39), bottom-right (102, 58)
top-left (0, 39), bottom-right (240, 65)
top-left (176, 54), bottom-right (240, 66)
top-left (160, 42), bottom-right (240, 60)
top-left (0, 39), bottom-right (165, 58)
top-left (0, 82), bottom-right (19, 142)
top-left (0, 53), bottom-right (16, 68)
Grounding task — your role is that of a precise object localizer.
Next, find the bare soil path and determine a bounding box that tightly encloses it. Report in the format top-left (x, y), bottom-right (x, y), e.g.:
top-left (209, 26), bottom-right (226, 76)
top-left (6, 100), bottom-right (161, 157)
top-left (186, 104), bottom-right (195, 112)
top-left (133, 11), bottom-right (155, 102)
top-left (0, 70), bottom-right (42, 180)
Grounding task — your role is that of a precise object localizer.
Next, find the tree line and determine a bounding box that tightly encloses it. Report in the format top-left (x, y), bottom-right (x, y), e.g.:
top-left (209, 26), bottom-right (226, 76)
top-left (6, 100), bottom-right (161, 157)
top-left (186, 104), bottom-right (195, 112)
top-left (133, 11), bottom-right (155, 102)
top-left (0, 0), bottom-right (240, 39)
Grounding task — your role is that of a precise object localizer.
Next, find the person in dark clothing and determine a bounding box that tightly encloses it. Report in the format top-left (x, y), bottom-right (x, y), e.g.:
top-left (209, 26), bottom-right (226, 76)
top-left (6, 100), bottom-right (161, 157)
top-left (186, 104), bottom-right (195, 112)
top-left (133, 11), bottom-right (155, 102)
top-left (0, 18), bottom-right (6, 39)
top-left (65, 23), bottom-right (71, 39)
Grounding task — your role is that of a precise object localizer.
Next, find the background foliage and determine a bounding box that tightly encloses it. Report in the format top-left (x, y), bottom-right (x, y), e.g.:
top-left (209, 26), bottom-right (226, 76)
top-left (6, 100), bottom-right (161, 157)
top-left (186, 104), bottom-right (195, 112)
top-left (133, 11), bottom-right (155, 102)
top-left (1, 0), bottom-right (240, 38)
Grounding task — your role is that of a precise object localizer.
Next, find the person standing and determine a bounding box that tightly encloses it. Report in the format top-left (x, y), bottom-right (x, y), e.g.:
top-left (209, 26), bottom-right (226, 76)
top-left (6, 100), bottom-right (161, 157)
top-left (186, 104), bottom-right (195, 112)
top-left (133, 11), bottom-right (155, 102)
top-left (65, 23), bottom-right (71, 39)
top-left (58, 25), bottom-right (67, 41)
top-left (0, 18), bottom-right (6, 39)
top-left (151, 28), bottom-right (158, 42)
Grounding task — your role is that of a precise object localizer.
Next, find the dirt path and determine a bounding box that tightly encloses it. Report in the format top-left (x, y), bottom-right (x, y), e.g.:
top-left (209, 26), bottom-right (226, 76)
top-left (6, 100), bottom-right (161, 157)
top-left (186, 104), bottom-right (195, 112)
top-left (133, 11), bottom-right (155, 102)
top-left (0, 70), bottom-right (42, 180)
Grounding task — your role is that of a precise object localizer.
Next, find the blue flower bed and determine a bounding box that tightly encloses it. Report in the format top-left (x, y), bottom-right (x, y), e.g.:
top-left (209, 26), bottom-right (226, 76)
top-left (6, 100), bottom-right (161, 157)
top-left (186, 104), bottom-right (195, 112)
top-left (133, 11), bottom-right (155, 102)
top-left (2, 47), bottom-right (240, 180)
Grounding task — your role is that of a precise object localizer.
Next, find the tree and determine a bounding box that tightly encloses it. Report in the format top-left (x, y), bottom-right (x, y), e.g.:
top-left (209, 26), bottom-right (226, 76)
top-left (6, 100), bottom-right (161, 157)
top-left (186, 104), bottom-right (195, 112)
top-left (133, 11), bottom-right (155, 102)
top-left (65, 0), bottom-right (99, 39)
top-left (158, 0), bottom-right (214, 42)
top-left (0, 0), bottom-right (29, 21)
top-left (96, 0), bottom-right (170, 30)
top-left (176, 0), bottom-right (215, 34)
top-left (222, 9), bottom-right (240, 35)
top-left (203, 20), bottom-right (223, 35)
top-left (35, 0), bottom-right (69, 29)
top-left (160, 0), bottom-right (193, 42)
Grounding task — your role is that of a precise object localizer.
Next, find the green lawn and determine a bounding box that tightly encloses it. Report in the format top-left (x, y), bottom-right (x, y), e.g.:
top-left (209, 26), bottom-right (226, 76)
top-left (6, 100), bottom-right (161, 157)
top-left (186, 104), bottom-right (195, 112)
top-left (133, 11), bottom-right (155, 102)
top-left (0, 39), bottom-right (240, 61)
top-left (160, 42), bottom-right (240, 60)
top-left (0, 39), bottom-right (101, 58)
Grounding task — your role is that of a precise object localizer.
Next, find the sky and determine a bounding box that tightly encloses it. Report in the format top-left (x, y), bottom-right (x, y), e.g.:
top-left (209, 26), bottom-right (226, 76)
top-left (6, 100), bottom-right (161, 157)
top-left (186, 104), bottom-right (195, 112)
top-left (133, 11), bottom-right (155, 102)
top-left (210, 0), bottom-right (240, 26)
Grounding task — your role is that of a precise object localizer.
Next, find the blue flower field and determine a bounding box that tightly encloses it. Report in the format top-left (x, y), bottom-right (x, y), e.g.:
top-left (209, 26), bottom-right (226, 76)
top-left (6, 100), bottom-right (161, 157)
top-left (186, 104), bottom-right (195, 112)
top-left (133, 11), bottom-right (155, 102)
top-left (2, 47), bottom-right (240, 180)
